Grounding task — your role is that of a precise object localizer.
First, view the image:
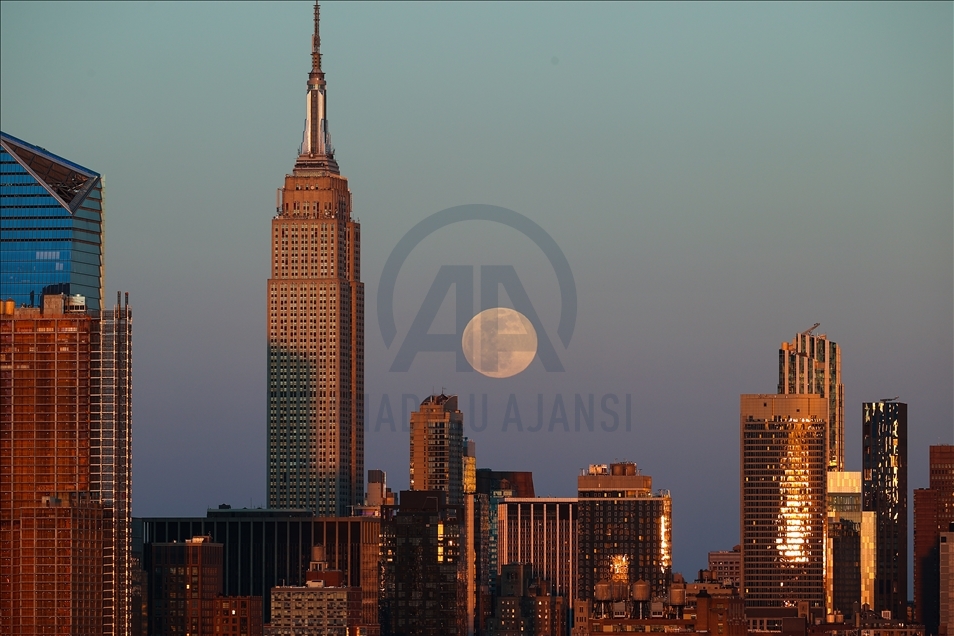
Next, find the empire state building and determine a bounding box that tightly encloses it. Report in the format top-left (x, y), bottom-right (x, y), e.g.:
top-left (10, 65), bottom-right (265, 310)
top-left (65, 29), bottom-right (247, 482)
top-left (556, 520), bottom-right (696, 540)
top-left (267, 3), bottom-right (363, 516)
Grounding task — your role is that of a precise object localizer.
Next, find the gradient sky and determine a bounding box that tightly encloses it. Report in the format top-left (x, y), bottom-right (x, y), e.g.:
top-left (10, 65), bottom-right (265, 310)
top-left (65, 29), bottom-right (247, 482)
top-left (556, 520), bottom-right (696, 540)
top-left (2, 1), bottom-right (951, 578)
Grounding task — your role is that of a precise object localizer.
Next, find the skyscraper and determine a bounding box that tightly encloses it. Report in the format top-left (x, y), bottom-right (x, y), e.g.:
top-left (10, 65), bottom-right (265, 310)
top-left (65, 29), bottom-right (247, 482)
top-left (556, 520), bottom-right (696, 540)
top-left (409, 393), bottom-right (464, 505)
top-left (862, 400), bottom-right (908, 620)
top-left (2, 130), bottom-right (130, 636)
top-left (778, 326), bottom-right (844, 471)
top-left (1, 131), bottom-right (105, 311)
top-left (914, 445), bottom-right (953, 635)
top-left (1, 292), bottom-right (132, 636)
top-left (267, 3), bottom-right (364, 516)
top-left (740, 394), bottom-right (827, 610)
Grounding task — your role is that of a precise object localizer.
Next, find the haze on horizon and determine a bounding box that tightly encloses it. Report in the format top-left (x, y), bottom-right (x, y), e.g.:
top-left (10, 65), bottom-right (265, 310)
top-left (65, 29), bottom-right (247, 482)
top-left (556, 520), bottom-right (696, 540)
top-left (1, 1), bottom-right (951, 577)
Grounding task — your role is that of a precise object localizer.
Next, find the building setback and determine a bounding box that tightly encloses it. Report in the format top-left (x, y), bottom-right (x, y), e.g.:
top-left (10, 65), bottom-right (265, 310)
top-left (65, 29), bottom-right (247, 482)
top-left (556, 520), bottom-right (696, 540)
top-left (740, 394), bottom-right (827, 610)
top-left (862, 400), bottom-right (908, 620)
top-left (267, 1), bottom-right (364, 517)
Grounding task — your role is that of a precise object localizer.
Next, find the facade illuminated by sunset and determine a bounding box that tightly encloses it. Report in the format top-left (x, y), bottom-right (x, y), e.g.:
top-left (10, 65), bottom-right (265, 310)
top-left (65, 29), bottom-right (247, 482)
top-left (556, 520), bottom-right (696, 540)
top-left (740, 394), bottom-right (827, 609)
top-left (267, 4), bottom-right (364, 516)
top-left (1, 132), bottom-right (104, 311)
top-left (410, 394), bottom-right (464, 506)
top-left (1, 292), bottom-right (132, 636)
top-left (778, 327), bottom-right (844, 471)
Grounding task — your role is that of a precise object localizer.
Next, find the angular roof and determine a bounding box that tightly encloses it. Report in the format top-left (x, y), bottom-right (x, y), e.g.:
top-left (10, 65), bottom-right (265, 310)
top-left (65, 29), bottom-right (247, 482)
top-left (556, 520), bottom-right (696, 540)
top-left (0, 131), bottom-right (100, 212)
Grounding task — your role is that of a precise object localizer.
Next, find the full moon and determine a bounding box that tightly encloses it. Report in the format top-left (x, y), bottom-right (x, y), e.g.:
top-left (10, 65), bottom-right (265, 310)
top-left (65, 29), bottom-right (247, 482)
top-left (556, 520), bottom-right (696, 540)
top-left (462, 307), bottom-right (538, 378)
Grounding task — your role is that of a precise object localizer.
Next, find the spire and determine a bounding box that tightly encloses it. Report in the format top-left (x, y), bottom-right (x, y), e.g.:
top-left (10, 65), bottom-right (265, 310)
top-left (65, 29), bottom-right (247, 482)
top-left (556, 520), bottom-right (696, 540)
top-left (311, 1), bottom-right (322, 76)
top-left (296, 0), bottom-right (339, 174)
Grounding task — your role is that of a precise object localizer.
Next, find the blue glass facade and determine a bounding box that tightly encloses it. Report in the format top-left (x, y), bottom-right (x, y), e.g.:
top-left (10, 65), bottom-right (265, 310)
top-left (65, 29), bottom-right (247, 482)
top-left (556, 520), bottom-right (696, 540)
top-left (1, 132), bottom-right (104, 310)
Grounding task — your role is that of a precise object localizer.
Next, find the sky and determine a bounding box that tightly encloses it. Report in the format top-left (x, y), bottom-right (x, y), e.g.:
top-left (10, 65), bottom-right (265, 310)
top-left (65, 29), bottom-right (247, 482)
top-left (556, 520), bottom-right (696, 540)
top-left (1, 1), bottom-right (951, 578)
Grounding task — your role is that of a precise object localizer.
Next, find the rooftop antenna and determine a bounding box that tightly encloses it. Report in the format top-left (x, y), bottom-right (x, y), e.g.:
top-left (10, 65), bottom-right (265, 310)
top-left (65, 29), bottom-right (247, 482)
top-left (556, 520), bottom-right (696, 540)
top-left (311, 1), bottom-right (322, 75)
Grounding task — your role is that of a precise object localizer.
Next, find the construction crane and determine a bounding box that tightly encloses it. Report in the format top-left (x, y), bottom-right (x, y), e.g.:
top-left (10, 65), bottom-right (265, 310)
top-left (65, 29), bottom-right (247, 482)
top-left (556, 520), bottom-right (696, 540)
top-left (879, 396), bottom-right (900, 402)
top-left (802, 322), bottom-right (821, 336)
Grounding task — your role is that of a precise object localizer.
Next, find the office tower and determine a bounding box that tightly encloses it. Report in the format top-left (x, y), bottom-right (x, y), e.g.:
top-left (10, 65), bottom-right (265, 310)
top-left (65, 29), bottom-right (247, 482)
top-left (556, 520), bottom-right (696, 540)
top-left (914, 445), bottom-right (954, 635)
top-left (825, 471), bottom-right (875, 617)
top-left (409, 394), bottom-right (464, 505)
top-left (147, 536), bottom-right (223, 635)
top-left (577, 463), bottom-right (672, 601)
top-left (707, 546), bottom-right (741, 588)
top-left (941, 525), bottom-right (954, 636)
top-left (1, 132), bottom-right (105, 310)
top-left (267, 2), bottom-right (364, 516)
top-left (1, 292), bottom-right (132, 636)
top-left (496, 497), bottom-right (578, 621)
top-left (862, 400), bottom-right (908, 619)
top-left (740, 395), bottom-right (827, 610)
top-left (778, 326), bottom-right (844, 471)
top-left (380, 491), bottom-right (466, 636)
top-left (139, 509), bottom-right (381, 629)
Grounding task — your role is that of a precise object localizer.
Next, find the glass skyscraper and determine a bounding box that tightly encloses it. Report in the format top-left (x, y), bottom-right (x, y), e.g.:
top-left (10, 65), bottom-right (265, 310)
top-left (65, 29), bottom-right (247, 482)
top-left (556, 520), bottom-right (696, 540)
top-left (862, 400), bottom-right (908, 621)
top-left (1, 132), bottom-right (104, 310)
top-left (740, 394), bottom-right (828, 610)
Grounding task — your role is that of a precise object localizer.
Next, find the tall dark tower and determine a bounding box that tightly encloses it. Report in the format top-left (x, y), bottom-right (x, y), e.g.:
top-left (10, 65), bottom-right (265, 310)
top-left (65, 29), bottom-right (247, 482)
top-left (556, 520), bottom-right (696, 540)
top-left (862, 400), bottom-right (908, 620)
top-left (267, 2), bottom-right (364, 516)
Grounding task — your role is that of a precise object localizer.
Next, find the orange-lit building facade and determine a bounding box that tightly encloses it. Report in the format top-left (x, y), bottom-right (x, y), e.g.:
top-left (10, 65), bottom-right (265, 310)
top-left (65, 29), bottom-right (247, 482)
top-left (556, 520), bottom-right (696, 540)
top-left (410, 394), bottom-right (464, 505)
top-left (778, 328), bottom-right (844, 472)
top-left (267, 4), bottom-right (364, 517)
top-left (1, 293), bottom-right (132, 635)
top-left (740, 394), bottom-right (827, 610)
